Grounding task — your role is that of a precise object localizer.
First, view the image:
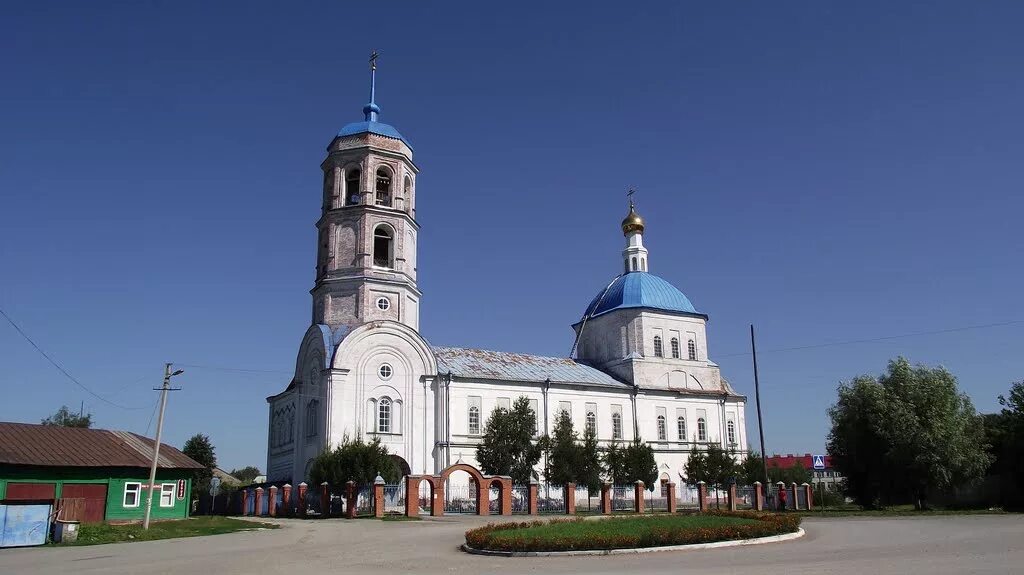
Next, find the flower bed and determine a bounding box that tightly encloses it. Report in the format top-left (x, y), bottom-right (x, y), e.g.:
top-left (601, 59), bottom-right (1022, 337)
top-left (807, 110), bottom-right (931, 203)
top-left (464, 511), bottom-right (802, 552)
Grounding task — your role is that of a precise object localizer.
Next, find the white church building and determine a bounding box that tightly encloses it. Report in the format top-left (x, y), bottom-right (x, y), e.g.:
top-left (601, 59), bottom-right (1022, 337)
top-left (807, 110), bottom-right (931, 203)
top-left (266, 62), bottom-right (748, 491)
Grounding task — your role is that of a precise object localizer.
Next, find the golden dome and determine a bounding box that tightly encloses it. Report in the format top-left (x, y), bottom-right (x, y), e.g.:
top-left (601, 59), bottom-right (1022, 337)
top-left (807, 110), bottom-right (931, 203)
top-left (621, 202), bottom-right (645, 235)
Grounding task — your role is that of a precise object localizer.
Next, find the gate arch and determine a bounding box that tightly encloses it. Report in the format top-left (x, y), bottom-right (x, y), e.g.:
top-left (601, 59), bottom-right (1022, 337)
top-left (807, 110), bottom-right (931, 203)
top-left (403, 463), bottom-right (512, 517)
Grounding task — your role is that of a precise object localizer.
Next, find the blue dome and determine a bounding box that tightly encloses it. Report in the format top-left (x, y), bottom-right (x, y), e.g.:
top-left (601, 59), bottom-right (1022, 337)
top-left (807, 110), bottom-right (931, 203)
top-left (584, 272), bottom-right (701, 318)
top-left (337, 120), bottom-right (412, 148)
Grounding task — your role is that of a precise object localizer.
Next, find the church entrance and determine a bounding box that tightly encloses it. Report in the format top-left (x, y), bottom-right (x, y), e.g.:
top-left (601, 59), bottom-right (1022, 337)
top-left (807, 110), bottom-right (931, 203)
top-left (389, 455), bottom-right (411, 478)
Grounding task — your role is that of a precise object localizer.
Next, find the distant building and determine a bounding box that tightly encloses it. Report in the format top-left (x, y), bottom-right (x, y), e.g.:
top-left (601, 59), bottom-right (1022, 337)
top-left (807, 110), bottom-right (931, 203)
top-left (0, 422), bottom-right (204, 523)
top-left (765, 453), bottom-right (844, 492)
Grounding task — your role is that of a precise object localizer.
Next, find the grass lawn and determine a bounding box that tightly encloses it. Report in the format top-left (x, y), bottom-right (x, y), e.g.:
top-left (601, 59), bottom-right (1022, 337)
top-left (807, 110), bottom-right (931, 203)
top-left (66, 516), bottom-right (277, 546)
top-left (489, 514), bottom-right (756, 543)
top-left (466, 511), bottom-right (802, 552)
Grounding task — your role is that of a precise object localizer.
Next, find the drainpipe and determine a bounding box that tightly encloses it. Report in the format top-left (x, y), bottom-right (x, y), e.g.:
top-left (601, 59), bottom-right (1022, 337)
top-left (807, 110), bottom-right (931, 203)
top-left (631, 385), bottom-right (640, 440)
top-left (719, 396), bottom-right (727, 450)
top-left (445, 371), bottom-right (452, 469)
top-left (543, 378), bottom-right (550, 498)
top-left (422, 376), bottom-right (428, 474)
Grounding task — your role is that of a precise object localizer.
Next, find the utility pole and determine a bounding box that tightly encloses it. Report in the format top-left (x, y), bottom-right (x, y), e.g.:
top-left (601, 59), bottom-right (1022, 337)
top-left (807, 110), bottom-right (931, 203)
top-left (143, 363), bottom-right (183, 530)
top-left (750, 325), bottom-right (770, 488)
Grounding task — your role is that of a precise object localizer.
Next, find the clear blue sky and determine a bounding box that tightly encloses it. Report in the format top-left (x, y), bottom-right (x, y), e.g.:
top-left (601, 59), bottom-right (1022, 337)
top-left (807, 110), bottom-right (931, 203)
top-left (2, 1), bottom-right (1021, 472)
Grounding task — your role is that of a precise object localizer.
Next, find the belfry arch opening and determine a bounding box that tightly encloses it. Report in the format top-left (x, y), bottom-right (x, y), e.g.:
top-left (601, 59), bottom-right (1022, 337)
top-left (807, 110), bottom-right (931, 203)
top-left (345, 168), bottom-right (361, 205)
top-left (373, 226), bottom-right (393, 268)
top-left (376, 168), bottom-right (392, 207)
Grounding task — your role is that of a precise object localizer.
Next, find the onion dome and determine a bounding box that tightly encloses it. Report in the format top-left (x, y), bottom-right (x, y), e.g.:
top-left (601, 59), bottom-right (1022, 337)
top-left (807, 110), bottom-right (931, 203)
top-left (621, 203), bottom-right (645, 236)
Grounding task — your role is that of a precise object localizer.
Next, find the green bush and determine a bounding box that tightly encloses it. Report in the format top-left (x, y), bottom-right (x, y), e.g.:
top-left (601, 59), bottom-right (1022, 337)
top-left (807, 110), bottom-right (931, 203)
top-left (464, 511), bottom-right (801, 552)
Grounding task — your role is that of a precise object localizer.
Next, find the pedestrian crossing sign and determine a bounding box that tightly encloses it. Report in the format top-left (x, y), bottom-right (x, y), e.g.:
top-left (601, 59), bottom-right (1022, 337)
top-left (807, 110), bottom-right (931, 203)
top-left (812, 455), bottom-right (826, 470)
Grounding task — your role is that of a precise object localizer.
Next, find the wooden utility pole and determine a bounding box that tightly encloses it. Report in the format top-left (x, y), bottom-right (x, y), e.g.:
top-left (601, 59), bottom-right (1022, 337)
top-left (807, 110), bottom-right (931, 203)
top-left (143, 363), bottom-right (182, 529)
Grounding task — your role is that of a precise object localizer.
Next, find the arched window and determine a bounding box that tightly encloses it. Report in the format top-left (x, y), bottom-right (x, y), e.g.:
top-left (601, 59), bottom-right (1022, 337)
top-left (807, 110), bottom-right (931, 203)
top-left (697, 417), bottom-right (707, 442)
top-left (727, 420), bottom-right (736, 444)
top-left (631, 256), bottom-right (638, 271)
top-left (468, 406), bottom-right (481, 435)
top-left (585, 411), bottom-right (597, 436)
top-left (653, 336), bottom-right (663, 357)
top-left (375, 168), bottom-right (392, 206)
top-left (345, 169), bottom-right (361, 205)
top-left (306, 400), bottom-right (319, 437)
top-left (373, 226), bottom-right (393, 268)
top-left (688, 339), bottom-right (697, 361)
top-left (641, 258), bottom-right (646, 271)
top-left (677, 416), bottom-right (686, 441)
top-left (612, 413), bottom-right (623, 439)
top-left (657, 415), bottom-right (666, 440)
top-left (403, 176), bottom-right (411, 203)
top-left (670, 338), bottom-right (680, 359)
top-left (378, 398), bottom-right (392, 433)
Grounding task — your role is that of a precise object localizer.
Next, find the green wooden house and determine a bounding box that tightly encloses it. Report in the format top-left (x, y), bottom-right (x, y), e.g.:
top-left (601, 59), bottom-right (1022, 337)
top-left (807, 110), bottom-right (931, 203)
top-left (0, 422), bottom-right (204, 523)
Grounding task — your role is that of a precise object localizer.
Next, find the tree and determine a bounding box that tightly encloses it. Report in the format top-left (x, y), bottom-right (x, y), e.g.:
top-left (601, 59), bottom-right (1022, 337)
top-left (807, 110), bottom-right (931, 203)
top-left (576, 424), bottom-right (604, 493)
top-left (308, 435), bottom-right (399, 494)
top-left (544, 411), bottom-right (579, 485)
top-left (41, 405), bottom-right (92, 428)
top-left (682, 444), bottom-right (710, 486)
top-left (739, 451), bottom-right (765, 486)
top-left (623, 439), bottom-right (658, 490)
top-left (182, 434), bottom-right (217, 499)
top-left (229, 466), bottom-right (261, 484)
top-left (475, 396), bottom-right (542, 484)
top-left (604, 441), bottom-right (628, 484)
top-left (827, 358), bottom-right (990, 509)
top-left (986, 381), bottom-right (1024, 510)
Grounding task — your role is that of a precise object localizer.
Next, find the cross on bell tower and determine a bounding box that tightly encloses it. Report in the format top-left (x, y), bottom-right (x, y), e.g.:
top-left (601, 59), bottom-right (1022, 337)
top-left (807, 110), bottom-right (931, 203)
top-left (310, 54), bottom-right (422, 331)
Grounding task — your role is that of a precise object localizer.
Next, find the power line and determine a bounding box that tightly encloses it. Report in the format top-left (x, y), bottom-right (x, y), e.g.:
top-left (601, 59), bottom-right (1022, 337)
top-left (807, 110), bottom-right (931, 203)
top-left (716, 319), bottom-right (1024, 359)
top-left (0, 306), bottom-right (149, 410)
top-left (175, 363), bottom-right (293, 375)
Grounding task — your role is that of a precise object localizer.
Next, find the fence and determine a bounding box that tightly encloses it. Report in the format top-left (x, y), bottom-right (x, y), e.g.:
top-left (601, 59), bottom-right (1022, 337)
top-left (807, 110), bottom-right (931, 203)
top-left (444, 483), bottom-right (478, 514)
top-left (383, 484), bottom-right (405, 514)
top-left (736, 485), bottom-right (757, 510)
top-left (612, 485), bottom-right (635, 512)
top-left (538, 484), bottom-right (566, 514)
top-left (575, 485), bottom-right (600, 514)
top-left (677, 484), bottom-right (700, 510)
top-left (645, 488), bottom-right (669, 512)
top-left (511, 485), bottom-right (530, 514)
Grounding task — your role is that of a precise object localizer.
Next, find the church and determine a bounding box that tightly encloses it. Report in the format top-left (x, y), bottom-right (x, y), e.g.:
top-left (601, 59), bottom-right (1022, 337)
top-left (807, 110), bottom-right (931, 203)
top-left (265, 60), bottom-right (748, 495)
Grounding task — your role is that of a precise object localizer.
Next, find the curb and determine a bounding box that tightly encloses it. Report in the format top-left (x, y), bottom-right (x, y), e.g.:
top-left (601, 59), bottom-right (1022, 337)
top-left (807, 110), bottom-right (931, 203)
top-left (461, 527), bottom-right (805, 557)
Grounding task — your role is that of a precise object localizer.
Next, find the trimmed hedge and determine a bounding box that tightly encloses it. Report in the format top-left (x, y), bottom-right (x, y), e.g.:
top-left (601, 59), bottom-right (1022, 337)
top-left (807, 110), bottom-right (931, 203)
top-left (465, 511), bottom-right (802, 552)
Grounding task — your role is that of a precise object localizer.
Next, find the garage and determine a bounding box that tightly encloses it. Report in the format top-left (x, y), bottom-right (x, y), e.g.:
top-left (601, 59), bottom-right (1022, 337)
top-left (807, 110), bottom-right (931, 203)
top-left (60, 483), bottom-right (107, 523)
top-left (4, 483), bottom-right (56, 501)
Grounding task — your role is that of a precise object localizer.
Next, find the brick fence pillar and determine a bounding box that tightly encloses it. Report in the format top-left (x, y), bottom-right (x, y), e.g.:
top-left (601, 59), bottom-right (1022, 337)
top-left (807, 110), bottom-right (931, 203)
top-left (240, 489), bottom-right (249, 516)
top-left (528, 480), bottom-right (538, 515)
top-left (727, 482), bottom-right (738, 512)
top-left (268, 486), bottom-right (278, 516)
top-left (803, 483), bottom-right (813, 510)
top-left (297, 482), bottom-right (307, 516)
top-left (666, 482), bottom-right (677, 513)
top-left (634, 481), bottom-right (645, 514)
top-left (753, 482), bottom-right (763, 511)
top-left (345, 481), bottom-right (356, 518)
top-left (405, 476), bottom-right (420, 518)
top-left (601, 482), bottom-right (612, 514)
top-left (565, 483), bottom-right (576, 515)
top-left (373, 476), bottom-right (385, 518)
top-left (432, 480), bottom-right (445, 517)
top-left (254, 487), bottom-right (264, 516)
top-left (501, 479), bottom-right (512, 516)
top-left (282, 484), bottom-right (292, 517)
top-left (697, 481), bottom-right (708, 512)
top-left (790, 483), bottom-right (799, 511)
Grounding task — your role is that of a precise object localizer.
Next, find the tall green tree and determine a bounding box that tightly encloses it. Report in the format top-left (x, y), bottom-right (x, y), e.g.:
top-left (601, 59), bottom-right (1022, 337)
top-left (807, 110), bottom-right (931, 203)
top-left (986, 381), bottom-right (1024, 510)
top-left (41, 405), bottom-right (92, 428)
top-left (182, 434), bottom-right (217, 498)
top-left (622, 439), bottom-right (658, 490)
top-left (604, 441), bottom-right (628, 484)
top-left (544, 411), bottom-right (579, 485)
top-left (828, 358), bottom-right (990, 509)
top-left (738, 452), bottom-right (765, 486)
top-left (476, 396), bottom-right (542, 484)
top-left (229, 466), bottom-right (261, 484)
top-left (308, 435), bottom-right (399, 494)
top-left (682, 444), bottom-right (710, 486)
top-left (576, 424), bottom-right (604, 492)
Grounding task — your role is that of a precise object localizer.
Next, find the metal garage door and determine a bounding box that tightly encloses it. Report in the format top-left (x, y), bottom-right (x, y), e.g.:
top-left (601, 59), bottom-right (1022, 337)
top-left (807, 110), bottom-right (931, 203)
top-left (5, 483), bottom-right (56, 501)
top-left (60, 484), bottom-right (107, 523)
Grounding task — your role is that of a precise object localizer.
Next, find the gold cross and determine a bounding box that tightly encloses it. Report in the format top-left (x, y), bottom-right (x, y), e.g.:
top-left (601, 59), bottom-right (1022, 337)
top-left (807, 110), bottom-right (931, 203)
top-left (369, 50), bottom-right (378, 71)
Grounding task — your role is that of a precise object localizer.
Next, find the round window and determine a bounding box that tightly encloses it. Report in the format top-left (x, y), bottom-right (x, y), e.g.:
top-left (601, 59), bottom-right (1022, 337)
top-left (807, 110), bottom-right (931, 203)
top-left (376, 297), bottom-right (390, 311)
top-left (378, 364), bottom-right (393, 380)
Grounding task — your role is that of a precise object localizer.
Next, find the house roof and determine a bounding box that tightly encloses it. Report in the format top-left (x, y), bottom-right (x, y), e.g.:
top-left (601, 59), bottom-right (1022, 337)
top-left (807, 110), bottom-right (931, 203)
top-left (0, 422), bottom-right (204, 470)
top-left (433, 346), bottom-right (630, 388)
top-left (765, 453), bottom-right (833, 470)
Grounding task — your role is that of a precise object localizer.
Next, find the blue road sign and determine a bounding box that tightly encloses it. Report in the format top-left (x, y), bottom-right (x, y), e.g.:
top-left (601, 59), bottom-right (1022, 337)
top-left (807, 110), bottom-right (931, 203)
top-left (812, 455), bottom-right (826, 470)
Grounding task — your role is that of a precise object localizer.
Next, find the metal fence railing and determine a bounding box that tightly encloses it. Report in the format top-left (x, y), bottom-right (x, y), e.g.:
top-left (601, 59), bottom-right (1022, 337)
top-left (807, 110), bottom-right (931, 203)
top-left (736, 485), bottom-right (756, 509)
top-left (677, 484), bottom-right (700, 510)
top-left (384, 484), bottom-right (405, 514)
top-left (645, 489), bottom-right (668, 512)
top-left (575, 485), bottom-right (600, 514)
top-left (356, 486), bottom-right (374, 515)
top-left (538, 484), bottom-right (565, 514)
top-left (511, 485), bottom-right (530, 514)
top-left (445, 484), bottom-right (478, 514)
top-left (612, 485), bottom-right (634, 512)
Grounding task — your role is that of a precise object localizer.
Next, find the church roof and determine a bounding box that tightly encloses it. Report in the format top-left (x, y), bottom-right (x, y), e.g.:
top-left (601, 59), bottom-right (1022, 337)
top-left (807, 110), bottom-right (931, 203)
top-left (583, 271), bottom-right (703, 319)
top-left (337, 120), bottom-right (411, 147)
top-left (433, 346), bottom-right (629, 388)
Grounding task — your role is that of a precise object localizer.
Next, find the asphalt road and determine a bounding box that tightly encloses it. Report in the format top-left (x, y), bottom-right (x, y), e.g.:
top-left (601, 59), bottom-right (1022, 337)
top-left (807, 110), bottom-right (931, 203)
top-left (1, 514), bottom-right (1021, 575)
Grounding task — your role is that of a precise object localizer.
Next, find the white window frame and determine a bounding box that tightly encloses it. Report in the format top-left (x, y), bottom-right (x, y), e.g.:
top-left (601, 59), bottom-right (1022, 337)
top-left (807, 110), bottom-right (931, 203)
top-left (656, 415), bottom-right (667, 440)
top-left (376, 296), bottom-right (390, 311)
top-left (612, 412), bottom-right (623, 440)
top-left (697, 417), bottom-right (707, 442)
top-left (727, 420), bottom-right (736, 444)
top-left (159, 483), bottom-right (175, 508)
top-left (123, 482), bottom-right (141, 508)
top-left (378, 397), bottom-right (392, 433)
top-left (677, 416), bottom-right (687, 441)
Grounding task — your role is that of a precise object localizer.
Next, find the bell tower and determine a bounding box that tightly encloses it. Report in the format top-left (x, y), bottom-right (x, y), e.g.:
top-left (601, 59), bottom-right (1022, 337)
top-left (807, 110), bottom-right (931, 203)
top-left (311, 53), bottom-right (421, 331)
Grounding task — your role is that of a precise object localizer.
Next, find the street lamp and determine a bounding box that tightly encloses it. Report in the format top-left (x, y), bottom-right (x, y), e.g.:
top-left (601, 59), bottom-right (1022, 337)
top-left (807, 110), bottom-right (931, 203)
top-left (143, 364), bottom-right (184, 529)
